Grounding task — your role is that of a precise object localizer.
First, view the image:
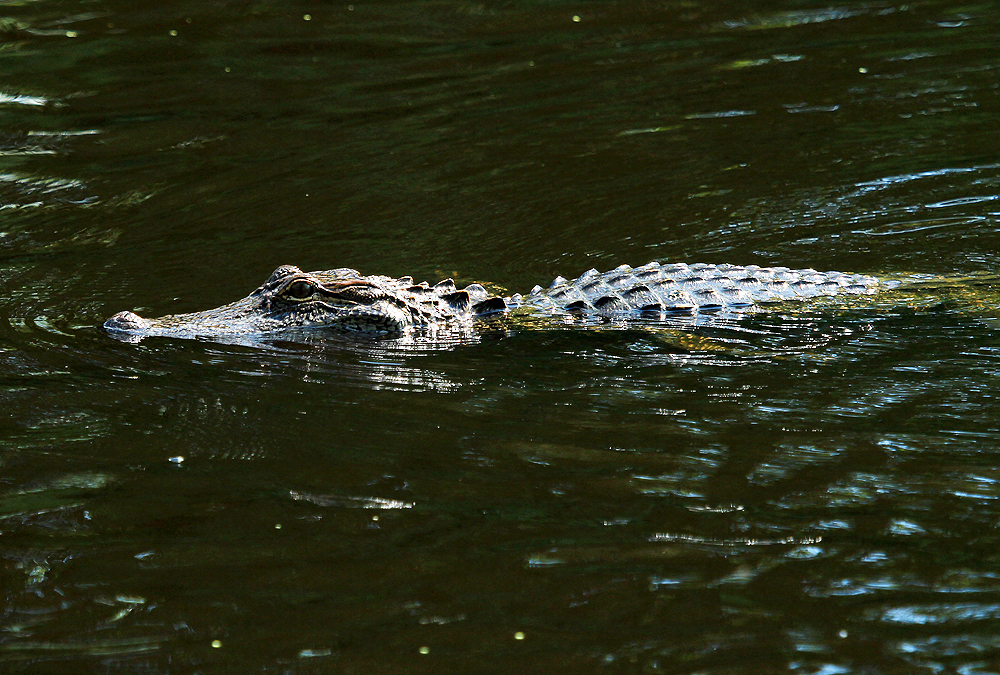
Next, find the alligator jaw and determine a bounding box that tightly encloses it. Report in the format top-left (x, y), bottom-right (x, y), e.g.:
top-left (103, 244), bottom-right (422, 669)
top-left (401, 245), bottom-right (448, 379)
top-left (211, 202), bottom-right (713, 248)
top-left (103, 302), bottom-right (412, 342)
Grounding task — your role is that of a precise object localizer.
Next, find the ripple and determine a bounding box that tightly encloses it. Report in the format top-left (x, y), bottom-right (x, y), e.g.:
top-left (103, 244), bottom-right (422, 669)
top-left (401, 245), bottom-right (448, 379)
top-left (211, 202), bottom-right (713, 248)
top-left (722, 6), bottom-right (874, 30)
top-left (0, 91), bottom-right (50, 106)
top-left (290, 490), bottom-right (414, 510)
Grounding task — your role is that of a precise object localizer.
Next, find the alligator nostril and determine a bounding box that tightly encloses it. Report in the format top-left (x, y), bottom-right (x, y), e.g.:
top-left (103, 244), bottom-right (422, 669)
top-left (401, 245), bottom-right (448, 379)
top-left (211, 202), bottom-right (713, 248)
top-left (104, 311), bottom-right (151, 333)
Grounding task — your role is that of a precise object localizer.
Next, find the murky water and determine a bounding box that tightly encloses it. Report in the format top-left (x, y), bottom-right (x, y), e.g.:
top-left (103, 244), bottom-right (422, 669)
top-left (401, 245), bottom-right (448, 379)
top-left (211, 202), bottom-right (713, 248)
top-left (3, 0), bottom-right (1000, 672)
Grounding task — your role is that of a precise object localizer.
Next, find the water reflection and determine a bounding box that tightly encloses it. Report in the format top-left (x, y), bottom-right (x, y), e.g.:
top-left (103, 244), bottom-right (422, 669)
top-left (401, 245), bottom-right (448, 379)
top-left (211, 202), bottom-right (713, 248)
top-left (224, 331), bottom-right (484, 393)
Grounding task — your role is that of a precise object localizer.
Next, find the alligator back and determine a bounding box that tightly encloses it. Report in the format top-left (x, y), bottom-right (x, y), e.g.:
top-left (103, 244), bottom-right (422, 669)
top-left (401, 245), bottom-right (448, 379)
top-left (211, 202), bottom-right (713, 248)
top-left (521, 262), bottom-right (881, 316)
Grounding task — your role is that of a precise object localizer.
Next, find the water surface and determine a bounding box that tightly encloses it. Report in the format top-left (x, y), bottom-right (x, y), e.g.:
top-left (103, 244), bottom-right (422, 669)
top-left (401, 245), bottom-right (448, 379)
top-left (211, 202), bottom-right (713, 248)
top-left (3, 0), bottom-right (1000, 673)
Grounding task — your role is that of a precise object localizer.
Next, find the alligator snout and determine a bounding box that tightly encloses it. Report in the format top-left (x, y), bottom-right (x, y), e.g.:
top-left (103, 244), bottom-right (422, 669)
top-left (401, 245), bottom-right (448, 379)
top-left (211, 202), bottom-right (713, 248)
top-left (104, 310), bottom-right (151, 333)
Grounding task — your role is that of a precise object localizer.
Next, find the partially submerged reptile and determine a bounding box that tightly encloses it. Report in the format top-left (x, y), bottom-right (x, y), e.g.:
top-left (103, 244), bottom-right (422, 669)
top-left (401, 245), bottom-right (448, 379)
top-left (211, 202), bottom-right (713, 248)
top-left (105, 262), bottom-right (888, 341)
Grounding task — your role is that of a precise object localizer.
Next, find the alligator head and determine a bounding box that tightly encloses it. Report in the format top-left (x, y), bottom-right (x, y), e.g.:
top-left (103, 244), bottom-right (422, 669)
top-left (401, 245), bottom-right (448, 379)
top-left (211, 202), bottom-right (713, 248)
top-left (104, 265), bottom-right (509, 341)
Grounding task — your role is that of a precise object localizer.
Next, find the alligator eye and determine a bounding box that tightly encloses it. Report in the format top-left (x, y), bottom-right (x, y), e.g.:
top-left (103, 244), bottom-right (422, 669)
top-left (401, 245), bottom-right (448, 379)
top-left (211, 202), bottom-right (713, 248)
top-left (285, 280), bottom-right (315, 300)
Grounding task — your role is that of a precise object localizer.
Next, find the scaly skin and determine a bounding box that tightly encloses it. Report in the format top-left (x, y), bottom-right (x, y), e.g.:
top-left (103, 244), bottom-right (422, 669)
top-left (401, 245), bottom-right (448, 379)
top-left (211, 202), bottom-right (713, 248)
top-left (104, 262), bottom-right (881, 340)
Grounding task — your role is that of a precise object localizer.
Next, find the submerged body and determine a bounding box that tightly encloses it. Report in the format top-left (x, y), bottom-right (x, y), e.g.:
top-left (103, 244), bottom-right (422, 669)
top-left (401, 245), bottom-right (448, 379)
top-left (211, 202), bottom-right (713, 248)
top-left (104, 262), bottom-right (882, 340)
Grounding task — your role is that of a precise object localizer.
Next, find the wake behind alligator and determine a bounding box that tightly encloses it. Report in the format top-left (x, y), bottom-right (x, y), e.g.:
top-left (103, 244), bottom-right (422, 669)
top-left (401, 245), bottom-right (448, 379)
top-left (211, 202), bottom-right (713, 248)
top-left (105, 262), bottom-right (894, 341)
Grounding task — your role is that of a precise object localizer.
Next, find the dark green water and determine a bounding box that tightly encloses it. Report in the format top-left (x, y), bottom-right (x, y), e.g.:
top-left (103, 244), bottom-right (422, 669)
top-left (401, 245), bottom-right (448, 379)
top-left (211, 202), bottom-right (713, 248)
top-left (3, 0), bottom-right (1000, 672)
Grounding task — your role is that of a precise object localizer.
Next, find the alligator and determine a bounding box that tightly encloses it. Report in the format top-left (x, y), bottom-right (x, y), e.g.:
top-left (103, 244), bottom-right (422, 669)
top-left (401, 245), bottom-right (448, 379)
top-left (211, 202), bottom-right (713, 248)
top-left (104, 262), bottom-right (887, 341)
